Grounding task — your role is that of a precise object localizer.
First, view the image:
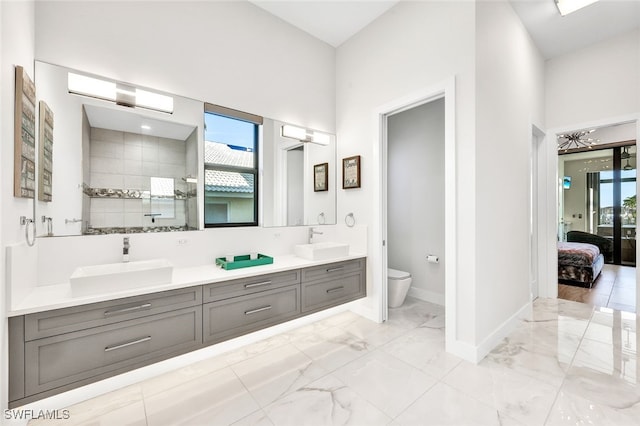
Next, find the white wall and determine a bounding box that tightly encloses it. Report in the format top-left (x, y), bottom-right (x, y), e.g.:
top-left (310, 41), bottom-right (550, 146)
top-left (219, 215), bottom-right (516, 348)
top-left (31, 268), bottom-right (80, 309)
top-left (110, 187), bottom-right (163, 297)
top-left (474, 0), bottom-right (545, 346)
top-left (1, 0), bottom-right (35, 412)
top-left (561, 153), bottom-right (604, 233)
top-left (387, 98), bottom-right (445, 302)
top-left (35, 1), bottom-right (335, 132)
top-left (546, 29), bottom-right (640, 129)
top-left (337, 1), bottom-right (478, 344)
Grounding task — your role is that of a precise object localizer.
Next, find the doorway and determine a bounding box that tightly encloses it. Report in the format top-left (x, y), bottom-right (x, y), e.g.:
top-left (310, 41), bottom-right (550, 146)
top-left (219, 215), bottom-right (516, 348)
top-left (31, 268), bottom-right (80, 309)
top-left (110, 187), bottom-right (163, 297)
top-left (554, 121), bottom-right (637, 312)
top-left (373, 77), bottom-right (457, 355)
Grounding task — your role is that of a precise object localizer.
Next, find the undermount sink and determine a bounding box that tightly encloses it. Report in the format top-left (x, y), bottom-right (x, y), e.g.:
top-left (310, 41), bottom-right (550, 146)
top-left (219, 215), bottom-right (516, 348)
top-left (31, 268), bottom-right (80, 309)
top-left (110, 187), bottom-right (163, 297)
top-left (294, 242), bottom-right (350, 261)
top-left (70, 259), bottom-right (173, 297)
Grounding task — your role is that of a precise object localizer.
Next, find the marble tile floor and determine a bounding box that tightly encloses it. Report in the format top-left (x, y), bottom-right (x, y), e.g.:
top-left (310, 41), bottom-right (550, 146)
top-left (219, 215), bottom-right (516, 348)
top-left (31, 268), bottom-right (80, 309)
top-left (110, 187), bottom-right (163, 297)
top-left (558, 264), bottom-right (636, 313)
top-left (29, 297), bottom-right (639, 426)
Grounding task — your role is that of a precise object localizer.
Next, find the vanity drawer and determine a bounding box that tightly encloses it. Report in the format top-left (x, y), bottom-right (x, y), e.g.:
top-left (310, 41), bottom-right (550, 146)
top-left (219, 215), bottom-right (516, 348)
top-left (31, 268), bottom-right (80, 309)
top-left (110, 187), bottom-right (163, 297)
top-left (301, 259), bottom-right (365, 284)
top-left (203, 270), bottom-right (301, 303)
top-left (203, 284), bottom-right (300, 344)
top-left (301, 272), bottom-right (365, 313)
top-left (25, 306), bottom-right (201, 396)
top-left (24, 287), bottom-right (202, 341)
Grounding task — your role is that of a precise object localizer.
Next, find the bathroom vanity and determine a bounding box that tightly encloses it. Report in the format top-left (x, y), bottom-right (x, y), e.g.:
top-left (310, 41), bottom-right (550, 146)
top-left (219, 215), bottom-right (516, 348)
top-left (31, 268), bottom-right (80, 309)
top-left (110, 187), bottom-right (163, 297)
top-left (8, 256), bottom-right (366, 408)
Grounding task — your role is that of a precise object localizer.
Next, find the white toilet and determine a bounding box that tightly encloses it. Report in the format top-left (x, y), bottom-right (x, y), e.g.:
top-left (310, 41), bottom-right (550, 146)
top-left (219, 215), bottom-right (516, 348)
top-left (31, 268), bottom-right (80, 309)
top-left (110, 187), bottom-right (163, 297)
top-left (388, 268), bottom-right (412, 308)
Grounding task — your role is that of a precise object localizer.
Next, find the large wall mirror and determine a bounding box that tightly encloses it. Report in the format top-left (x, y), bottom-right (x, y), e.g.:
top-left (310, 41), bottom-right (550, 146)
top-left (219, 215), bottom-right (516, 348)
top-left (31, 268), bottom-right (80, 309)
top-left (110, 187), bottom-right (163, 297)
top-left (33, 61), bottom-right (336, 236)
top-left (34, 61), bottom-right (204, 237)
top-left (261, 119), bottom-right (336, 227)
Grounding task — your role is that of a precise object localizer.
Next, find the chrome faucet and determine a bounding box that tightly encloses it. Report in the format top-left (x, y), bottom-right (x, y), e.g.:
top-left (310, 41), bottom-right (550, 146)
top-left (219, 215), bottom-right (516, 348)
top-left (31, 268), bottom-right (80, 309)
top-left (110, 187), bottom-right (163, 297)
top-left (123, 237), bottom-right (130, 263)
top-left (308, 227), bottom-right (323, 244)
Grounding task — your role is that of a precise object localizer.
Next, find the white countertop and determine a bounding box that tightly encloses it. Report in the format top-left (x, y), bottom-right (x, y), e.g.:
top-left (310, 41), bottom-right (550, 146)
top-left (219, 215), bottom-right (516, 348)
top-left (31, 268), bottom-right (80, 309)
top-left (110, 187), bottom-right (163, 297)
top-left (9, 253), bottom-right (366, 316)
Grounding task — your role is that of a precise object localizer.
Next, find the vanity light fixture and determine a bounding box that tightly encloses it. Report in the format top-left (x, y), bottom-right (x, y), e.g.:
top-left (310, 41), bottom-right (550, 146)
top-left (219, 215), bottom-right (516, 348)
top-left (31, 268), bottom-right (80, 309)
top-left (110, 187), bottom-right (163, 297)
top-left (554, 0), bottom-right (599, 16)
top-left (68, 72), bottom-right (174, 114)
top-left (281, 124), bottom-right (329, 146)
top-left (140, 124), bottom-right (152, 130)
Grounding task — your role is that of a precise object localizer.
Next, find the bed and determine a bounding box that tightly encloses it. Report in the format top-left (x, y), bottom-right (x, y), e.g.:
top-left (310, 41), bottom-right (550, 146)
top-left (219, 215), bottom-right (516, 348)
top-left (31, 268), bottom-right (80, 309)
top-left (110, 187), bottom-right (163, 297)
top-left (558, 241), bottom-right (604, 288)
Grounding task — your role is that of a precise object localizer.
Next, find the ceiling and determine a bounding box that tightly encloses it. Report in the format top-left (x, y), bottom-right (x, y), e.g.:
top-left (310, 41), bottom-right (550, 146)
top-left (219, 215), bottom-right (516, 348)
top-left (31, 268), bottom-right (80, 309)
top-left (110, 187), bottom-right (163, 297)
top-left (84, 104), bottom-right (196, 141)
top-left (249, 1), bottom-right (399, 47)
top-left (510, 0), bottom-right (640, 58)
top-left (249, 0), bottom-right (639, 57)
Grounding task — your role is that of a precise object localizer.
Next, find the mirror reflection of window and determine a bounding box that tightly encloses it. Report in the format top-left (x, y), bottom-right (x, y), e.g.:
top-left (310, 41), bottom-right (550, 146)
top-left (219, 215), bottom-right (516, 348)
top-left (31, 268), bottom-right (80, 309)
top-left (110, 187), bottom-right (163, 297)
top-left (150, 176), bottom-right (175, 219)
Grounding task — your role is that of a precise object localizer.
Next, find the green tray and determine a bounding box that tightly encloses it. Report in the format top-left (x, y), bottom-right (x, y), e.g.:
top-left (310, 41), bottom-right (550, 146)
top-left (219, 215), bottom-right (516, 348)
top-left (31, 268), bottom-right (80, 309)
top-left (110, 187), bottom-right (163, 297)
top-left (215, 254), bottom-right (273, 270)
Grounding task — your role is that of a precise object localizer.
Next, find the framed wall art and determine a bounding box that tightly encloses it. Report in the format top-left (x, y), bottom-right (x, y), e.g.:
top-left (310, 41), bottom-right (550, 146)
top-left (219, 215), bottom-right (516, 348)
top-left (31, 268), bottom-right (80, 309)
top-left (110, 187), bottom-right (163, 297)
top-left (314, 162), bottom-right (328, 192)
top-left (342, 155), bottom-right (361, 189)
top-left (14, 65), bottom-right (36, 199)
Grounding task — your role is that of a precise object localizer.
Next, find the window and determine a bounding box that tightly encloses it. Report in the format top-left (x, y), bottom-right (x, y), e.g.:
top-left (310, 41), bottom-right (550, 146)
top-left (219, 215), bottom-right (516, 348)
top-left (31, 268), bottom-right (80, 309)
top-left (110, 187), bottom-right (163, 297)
top-left (597, 170), bottom-right (637, 227)
top-left (204, 103), bottom-right (262, 227)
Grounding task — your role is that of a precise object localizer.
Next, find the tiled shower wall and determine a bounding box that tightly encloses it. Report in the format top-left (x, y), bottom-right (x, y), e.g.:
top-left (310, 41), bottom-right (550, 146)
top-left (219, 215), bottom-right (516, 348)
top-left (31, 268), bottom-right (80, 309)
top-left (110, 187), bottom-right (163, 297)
top-left (87, 128), bottom-right (188, 229)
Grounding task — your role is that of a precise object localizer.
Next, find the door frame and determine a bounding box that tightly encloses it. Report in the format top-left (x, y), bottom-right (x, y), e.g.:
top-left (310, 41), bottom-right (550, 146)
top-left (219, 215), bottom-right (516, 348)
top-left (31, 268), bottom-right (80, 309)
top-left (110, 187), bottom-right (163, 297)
top-left (372, 76), bottom-right (456, 349)
top-left (541, 114), bottom-right (639, 300)
top-left (530, 125), bottom-right (546, 301)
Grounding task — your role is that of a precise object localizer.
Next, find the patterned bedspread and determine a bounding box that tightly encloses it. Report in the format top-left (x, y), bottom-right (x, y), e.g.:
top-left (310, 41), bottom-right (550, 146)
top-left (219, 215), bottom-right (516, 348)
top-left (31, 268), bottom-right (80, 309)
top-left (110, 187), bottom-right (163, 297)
top-left (558, 242), bottom-right (600, 267)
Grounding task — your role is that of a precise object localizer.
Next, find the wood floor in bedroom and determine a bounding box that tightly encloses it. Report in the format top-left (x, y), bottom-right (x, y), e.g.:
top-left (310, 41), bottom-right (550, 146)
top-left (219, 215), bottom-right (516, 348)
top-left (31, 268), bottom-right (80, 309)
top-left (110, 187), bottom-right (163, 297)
top-left (558, 264), bottom-right (637, 313)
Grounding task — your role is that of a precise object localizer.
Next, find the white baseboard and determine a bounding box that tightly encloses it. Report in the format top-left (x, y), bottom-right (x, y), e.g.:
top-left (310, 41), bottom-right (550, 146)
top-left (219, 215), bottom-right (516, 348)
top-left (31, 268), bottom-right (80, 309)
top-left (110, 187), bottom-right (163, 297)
top-left (473, 301), bottom-right (531, 363)
top-left (446, 338), bottom-right (479, 364)
top-left (407, 286), bottom-right (445, 306)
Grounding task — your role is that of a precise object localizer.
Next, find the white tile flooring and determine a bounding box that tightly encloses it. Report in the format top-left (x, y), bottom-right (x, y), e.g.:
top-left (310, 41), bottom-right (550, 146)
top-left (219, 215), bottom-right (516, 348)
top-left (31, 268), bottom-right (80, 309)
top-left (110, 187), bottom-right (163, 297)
top-left (29, 297), bottom-right (639, 426)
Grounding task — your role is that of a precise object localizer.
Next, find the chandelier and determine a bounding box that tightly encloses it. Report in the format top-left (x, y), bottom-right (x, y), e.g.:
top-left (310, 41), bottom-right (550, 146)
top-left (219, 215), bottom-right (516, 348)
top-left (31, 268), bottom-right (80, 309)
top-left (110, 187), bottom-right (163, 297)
top-left (557, 129), bottom-right (599, 152)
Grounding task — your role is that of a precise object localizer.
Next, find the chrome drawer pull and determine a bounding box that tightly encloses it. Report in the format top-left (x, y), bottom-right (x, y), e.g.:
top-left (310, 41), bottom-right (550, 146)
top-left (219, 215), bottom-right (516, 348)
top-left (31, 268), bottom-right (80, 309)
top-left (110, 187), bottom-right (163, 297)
top-left (326, 286), bottom-right (345, 294)
top-left (326, 267), bottom-right (344, 273)
top-left (104, 336), bottom-right (151, 352)
top-left (104, 303), bottom-right (152, 317)
top-left (244, 305), bottom-right (272, 315)
top-left (244, 281), bottom-right (272, 289)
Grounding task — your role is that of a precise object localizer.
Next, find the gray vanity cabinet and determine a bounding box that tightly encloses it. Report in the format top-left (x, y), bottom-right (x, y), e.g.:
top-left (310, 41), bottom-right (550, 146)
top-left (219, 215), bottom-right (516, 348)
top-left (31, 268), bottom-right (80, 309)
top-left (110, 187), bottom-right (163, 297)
top-left (25, 307), bottom-right (201, 396)
top-left (24, 287), bottom-right (202, 340)
top-left (8, 257), bottom-right (366, 408)
top-left (203, 284), bottom-right (301, 344)
top-left (10, 287), bottom-right (202, 406)
top-left (301, 258), bottom-right (366, 313)
top-left (203, 270), bottom-right (301, 302)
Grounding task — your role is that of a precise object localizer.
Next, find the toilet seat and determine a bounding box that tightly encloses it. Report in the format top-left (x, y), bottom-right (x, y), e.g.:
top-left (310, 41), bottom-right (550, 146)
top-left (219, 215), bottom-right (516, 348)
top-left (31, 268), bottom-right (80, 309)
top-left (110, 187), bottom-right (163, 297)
top-left (388, 268), bottom-right (410, 280)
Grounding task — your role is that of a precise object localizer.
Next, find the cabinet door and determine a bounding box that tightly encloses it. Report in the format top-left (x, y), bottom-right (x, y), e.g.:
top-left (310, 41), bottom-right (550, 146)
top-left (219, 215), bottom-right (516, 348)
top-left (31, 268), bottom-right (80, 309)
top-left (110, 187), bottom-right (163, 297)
top-left (203, 270), bottom-right (300, 303)
top-left (9, 316), bottom-right (25, 403)
top-left (25, 307), bottom-right (202, 396)
top-left (301, 259), bottom-right (365, 283)
top-left (301, 272), bottom-right (365, 313)
top-left (203, 285), bottom-right (300, 344)
top-left (25, 287), bottom-right (202, 340)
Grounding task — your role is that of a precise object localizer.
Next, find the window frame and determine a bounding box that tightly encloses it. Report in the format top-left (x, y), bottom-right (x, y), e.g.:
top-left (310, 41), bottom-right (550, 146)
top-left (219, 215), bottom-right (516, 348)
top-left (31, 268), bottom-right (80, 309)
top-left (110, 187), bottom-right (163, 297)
top-left (204, 103), bottom-right (262, 228)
